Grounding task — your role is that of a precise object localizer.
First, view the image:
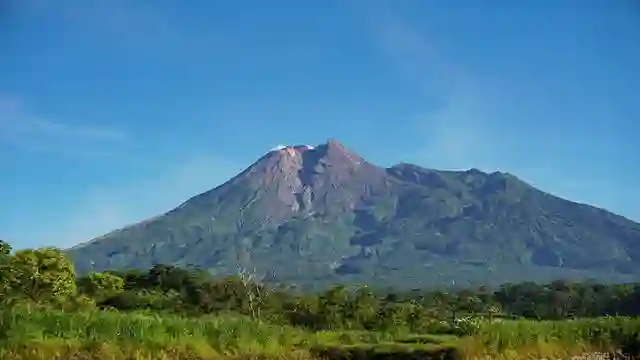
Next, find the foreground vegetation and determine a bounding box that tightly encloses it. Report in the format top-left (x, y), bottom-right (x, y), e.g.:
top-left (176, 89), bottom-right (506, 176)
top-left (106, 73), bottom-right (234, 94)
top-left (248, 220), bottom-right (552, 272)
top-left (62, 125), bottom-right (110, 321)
top-left (1, 240), bottom-right (639, 359)
top-left (2, 305), bottom-right (639, 360)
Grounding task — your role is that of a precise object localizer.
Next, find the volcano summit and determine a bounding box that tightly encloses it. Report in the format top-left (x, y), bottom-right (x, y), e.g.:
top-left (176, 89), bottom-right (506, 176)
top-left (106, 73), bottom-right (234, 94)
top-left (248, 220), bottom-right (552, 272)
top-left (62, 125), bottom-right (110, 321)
top-left (69, 140), bottom-right (640, 290)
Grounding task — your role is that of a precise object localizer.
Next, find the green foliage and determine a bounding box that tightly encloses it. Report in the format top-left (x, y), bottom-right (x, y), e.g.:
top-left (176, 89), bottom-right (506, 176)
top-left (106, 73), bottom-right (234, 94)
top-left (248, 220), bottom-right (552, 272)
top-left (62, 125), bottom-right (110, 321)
top-left (463, 317), bottom-right (640, 358)
top-left (7, 247), bottom-right (77, 303)
top-left (2, 239), bottom-right (640, 359)
top-left (77, 272), bottom-right (125, 302)
top-left (0, 240), bottom-right (12, 300)
top-left (1, 305), bottom-right (639, 360)
top-left (0, 240), bottom-right (11, 256)
top-left (0, 305), bottom-right (313, 359)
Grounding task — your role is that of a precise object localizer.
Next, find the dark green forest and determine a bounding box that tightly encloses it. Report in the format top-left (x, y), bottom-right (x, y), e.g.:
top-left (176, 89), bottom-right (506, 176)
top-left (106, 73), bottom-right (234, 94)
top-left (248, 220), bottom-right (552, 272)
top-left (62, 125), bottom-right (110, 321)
top-left (82, 263), bottom-right (640, 326)
top-left (6, 239), bottom-right (640, 325)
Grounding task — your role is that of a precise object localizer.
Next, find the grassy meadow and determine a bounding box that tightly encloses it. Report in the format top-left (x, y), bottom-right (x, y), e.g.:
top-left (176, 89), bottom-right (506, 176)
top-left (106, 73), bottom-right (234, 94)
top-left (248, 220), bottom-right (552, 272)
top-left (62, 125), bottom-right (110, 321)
top-left (0, 305), bottom-right (638, 360)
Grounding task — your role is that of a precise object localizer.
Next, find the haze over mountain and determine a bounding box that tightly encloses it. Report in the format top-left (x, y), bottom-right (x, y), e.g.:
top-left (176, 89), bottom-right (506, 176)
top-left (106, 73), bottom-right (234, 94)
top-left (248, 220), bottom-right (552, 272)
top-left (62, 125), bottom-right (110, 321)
top-left (69, 140), bottom-right (640, 290)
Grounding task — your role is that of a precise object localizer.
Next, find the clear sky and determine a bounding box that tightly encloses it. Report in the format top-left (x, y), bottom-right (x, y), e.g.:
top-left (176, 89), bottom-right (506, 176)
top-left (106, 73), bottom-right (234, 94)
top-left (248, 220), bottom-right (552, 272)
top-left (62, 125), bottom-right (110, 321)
top-left (1, 0), bottom-right (639, 250)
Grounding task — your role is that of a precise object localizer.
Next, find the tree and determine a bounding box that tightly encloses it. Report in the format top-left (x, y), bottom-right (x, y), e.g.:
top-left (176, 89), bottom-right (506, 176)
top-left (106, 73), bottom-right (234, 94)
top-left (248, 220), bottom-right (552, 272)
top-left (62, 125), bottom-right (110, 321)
top-left (8, 247), bottom-right (77, 303)
top-left (236, 249), bottom-right (267, 320)
top-left (348, 286), bottom-right (379, 329)
top-left (77, 272), bottom-right (125, 302)
top-left (0, 240), bottom-right (12, 301)
top-left (487, 304), bottom-right (501, 322)
top-left (320, 285), bottom-right (349, 328)
top-left (0, 241), bottom-right (11, 256)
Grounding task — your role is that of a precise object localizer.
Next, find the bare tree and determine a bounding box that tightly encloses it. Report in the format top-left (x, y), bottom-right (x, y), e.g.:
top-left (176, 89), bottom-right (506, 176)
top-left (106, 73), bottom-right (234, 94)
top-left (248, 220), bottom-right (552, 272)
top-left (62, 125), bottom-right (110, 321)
top-left (235, 242), bottom-right (267, 320)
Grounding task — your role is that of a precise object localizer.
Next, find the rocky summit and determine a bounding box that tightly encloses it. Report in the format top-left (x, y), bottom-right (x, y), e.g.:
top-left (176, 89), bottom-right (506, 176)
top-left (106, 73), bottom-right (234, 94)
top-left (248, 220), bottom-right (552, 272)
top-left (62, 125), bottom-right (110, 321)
top-left (68, 140), bottom-right (640, 290)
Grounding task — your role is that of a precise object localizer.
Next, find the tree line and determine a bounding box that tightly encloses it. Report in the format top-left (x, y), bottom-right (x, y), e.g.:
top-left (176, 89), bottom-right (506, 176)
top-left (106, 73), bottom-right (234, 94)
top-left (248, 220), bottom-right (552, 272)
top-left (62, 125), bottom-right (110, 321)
top-left (1, 240), bottom-right (639, 333)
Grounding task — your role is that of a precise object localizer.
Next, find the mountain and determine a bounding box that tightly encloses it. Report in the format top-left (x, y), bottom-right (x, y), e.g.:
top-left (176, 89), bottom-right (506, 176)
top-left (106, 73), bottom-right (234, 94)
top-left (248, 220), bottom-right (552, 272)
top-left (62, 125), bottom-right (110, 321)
top-left (68, 140), bottom-right (640, 290)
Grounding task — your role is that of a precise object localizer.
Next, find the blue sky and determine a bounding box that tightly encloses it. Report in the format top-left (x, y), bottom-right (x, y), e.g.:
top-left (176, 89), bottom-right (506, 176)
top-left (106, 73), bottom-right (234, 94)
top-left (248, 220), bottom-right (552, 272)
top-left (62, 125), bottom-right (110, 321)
top-left (1, 0), bottom-right (639, 250)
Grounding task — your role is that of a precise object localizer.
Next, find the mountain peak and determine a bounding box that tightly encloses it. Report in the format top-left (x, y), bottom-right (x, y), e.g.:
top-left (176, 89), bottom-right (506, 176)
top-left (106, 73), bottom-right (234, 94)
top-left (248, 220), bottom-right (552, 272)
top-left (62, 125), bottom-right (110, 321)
top-left (325, 138), bottom-right (346, 149)
top-left (263, 139), bottom-right (364, 170)
top-left (69, 140), bottom-right (640, 290)
top-left (314, 139), bottom-right (364, 166)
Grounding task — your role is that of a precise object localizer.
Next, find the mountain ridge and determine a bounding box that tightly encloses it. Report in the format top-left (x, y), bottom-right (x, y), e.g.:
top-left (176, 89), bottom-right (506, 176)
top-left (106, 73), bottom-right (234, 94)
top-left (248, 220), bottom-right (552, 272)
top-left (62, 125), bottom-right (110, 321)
top-left (69, 140), bottom-right (640, 290)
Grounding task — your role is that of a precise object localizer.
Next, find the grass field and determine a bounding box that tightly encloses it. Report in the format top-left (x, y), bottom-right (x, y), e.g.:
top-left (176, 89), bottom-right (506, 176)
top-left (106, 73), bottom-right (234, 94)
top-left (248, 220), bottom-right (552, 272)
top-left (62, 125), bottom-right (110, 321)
top-left (0, 306), bottom-right (638, 360)
top-left (461, 317), bottom-right (640, 359)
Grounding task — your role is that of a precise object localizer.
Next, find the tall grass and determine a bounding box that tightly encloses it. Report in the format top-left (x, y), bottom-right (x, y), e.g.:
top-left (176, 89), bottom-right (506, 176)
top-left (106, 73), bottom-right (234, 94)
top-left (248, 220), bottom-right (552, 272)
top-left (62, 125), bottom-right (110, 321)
top-left (460, 317), bottom-right (640, 359)
top-left (0, 305), bottom-right (414, 360)
top-left (0, 305), bottom-right (314, 359)
top-left (1, 305), bottom-right (639, 359)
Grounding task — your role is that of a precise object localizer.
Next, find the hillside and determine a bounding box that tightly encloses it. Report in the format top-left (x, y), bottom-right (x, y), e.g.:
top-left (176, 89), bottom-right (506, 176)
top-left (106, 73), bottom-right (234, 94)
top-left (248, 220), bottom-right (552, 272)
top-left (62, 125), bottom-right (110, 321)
top-left (68, 140), bottom-right (640, 290)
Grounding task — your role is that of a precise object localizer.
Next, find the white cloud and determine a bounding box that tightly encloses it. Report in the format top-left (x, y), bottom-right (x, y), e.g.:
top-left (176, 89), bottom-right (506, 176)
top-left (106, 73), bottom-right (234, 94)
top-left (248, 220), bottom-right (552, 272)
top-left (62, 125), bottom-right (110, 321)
top-left (359, 3), bottom-right (456, 96)
top-left (13, 117), bottom-right (127, 141)
top-left (0, 95), bottom-right (245, 249)
top-left (356, 4), bottom-right (505, 171)
top-left (357, 9), bottom-right (640, 221)
top-left (0, 95), bottom-right (130, 156)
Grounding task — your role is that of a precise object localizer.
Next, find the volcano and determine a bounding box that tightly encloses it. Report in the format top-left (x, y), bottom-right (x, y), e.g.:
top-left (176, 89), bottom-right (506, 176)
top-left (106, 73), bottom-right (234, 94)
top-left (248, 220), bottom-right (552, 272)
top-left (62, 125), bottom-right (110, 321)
top-left (69, 140), bottom-right (640, 290)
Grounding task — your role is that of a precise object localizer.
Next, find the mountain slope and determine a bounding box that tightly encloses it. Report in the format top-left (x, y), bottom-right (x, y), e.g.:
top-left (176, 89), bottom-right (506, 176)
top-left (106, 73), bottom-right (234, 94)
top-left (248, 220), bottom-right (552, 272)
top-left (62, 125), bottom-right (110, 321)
top-left (68, 140), bottom-right (640, 290)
